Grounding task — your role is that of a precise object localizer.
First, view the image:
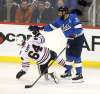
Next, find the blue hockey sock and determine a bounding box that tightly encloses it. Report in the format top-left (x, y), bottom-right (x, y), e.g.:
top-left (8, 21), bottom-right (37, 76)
top-left (76, 67), bottom-right (82, 75)
top-left (64, 65), bottom-right (72, 74)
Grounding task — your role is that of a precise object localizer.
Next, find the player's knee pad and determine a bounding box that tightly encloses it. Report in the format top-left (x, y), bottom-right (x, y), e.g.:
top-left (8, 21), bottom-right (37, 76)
top-left (50, 50), bottom-right (57, 60)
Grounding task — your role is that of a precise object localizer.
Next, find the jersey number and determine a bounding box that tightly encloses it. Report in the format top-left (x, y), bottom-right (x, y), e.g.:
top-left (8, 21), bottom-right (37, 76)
top-left (28, 44), bottom-right (43, 59)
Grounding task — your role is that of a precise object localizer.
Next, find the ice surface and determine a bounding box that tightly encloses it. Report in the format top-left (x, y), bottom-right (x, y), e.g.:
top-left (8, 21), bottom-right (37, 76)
top-left (0, 63), bottom-right (100, 94)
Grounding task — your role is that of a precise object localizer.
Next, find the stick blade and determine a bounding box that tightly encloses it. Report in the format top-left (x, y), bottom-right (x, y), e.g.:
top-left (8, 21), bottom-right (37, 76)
top-left (25, 85), bottom-right (32, 88)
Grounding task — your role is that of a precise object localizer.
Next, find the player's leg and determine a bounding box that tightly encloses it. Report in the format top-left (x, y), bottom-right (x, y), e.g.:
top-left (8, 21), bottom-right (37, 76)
top-left (49, 49), bottom-right (72, 80)
top-left (60, 55), bottom-right (73, 78)
top-left (72, 57), bottom-right (83, 82)
top-left (16, 57), bottom-right (30, 79)
top-left (37, 50), bottom-right (58, 81)
top-left (49, 49), bottom-right (72, 79)
top-left (60, 40), bottom-right (74, 78)
top-left (48, 72), bottom-right (59, 84)
top-left (39, 63), bottom-right (49, 80)
top-left (54, 53), bottom-right (72, 79)
top-left (50, 50), bottom-right (67, 68)
top-left (48, 50), bottom-right (59, 83)
top-left (72, 35), bottom-right (85, 82)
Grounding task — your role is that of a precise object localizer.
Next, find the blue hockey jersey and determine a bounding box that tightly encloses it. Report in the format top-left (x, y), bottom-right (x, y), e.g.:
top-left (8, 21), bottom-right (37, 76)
top-left (43, 13), bottom-right (83, 38)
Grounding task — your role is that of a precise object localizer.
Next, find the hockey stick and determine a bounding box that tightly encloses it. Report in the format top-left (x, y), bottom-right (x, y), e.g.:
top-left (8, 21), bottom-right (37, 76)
top-left (25, 47), bottom-right (66, 88)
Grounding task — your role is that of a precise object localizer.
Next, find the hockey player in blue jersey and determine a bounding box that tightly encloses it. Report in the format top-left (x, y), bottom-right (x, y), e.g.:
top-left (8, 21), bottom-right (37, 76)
top-left (29, 6), bottom-right (85, 82)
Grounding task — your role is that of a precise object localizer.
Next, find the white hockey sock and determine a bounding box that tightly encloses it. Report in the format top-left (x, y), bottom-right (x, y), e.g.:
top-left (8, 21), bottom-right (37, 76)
top-left (22, 62), bottom-right (30, 72)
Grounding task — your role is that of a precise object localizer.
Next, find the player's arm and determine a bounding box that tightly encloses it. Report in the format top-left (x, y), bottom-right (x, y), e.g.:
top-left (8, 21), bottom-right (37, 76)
top-left (20, 44), bottom-right (30, 63)
top-left (28, 18), bottom-right (63, 32)
top-left (71, 14), bottom-right (83, 33)
top-left (71, 14), bottom-right (83, 39)
top-left (65, 14), bottom-right (83, 39)
top-left (43, 19), bottom-right (62, 32)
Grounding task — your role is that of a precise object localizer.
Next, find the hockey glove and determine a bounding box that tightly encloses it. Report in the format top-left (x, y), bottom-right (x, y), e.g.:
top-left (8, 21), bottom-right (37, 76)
top-left (28, 25), bottom-right (39, 31)
top-left (28, 25), bottom-right (44, 31)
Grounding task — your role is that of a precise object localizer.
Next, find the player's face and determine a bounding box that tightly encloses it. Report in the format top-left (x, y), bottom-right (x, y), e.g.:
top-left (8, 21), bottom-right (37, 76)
top-left (58, 11), bottom-right (66, 18)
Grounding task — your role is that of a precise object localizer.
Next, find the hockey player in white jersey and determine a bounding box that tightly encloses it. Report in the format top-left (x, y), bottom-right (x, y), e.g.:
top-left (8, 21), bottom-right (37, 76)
top-left (16, 26), bottom-right (66, 83)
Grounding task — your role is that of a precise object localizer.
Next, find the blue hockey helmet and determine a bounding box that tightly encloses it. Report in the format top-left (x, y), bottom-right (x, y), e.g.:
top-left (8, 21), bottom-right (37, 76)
top-left (58, 6), bottom-right (69, 19)
top-left (58, 6), bottom-right (69, 13)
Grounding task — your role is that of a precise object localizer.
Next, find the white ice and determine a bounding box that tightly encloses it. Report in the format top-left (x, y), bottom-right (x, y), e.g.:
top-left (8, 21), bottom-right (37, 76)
top-left (0, 63), bottom-right (100, 94)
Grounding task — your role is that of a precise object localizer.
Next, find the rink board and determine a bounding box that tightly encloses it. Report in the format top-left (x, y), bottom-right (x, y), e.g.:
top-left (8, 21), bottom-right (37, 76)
top-left (0, 24), bottom-right (100, 68)
top-left (0, 56), bottom-right (100, 68)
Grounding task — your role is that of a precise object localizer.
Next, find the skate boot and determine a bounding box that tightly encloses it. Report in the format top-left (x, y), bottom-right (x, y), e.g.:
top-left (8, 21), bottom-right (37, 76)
top-left (60, 71), bottom-right (72, 79)
top-left (16, 70), bottom-right (26, 79)
top-left (49, 72), bottom-right (59, 84)
top-left (72, 74), bottom-right (84, 83)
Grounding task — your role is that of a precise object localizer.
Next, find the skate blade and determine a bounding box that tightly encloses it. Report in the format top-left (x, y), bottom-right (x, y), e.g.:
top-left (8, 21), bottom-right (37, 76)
top-left (49, 72), bottom-right (59, 84)
top-left (53, 78), bottom-right (59, 84)
top-left (72, 79), bottom-right (84, 83)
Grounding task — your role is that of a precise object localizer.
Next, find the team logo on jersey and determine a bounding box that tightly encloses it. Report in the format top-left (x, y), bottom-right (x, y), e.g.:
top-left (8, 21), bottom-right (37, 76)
top-left (62, 24), bottom-right (71, 32)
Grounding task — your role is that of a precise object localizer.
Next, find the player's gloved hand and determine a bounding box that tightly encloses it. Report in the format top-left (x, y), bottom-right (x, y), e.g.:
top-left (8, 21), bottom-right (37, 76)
top-left (28, 25), bottom-right (39, 31)
top-left (28, 25), bottom-right (44, 31)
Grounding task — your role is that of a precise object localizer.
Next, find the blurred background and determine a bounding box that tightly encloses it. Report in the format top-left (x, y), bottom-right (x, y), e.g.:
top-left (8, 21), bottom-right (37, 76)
top-left (0, 0), bottom-right (100, 26)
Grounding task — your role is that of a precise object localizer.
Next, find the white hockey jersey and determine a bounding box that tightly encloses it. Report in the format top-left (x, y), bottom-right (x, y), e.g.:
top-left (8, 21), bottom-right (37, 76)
top-left (20, 33), bottom-right (51, 65)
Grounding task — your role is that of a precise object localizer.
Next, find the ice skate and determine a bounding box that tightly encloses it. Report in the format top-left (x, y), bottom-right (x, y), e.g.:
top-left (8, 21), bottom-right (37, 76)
top-left (16, 70), bottom-right (26, 79)
top-left (60, 71), bottom-right (72, 79)
top-left (72, 74), bottom-right (84, 83)
top-left (49, 72), bottom-right (59, 84)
